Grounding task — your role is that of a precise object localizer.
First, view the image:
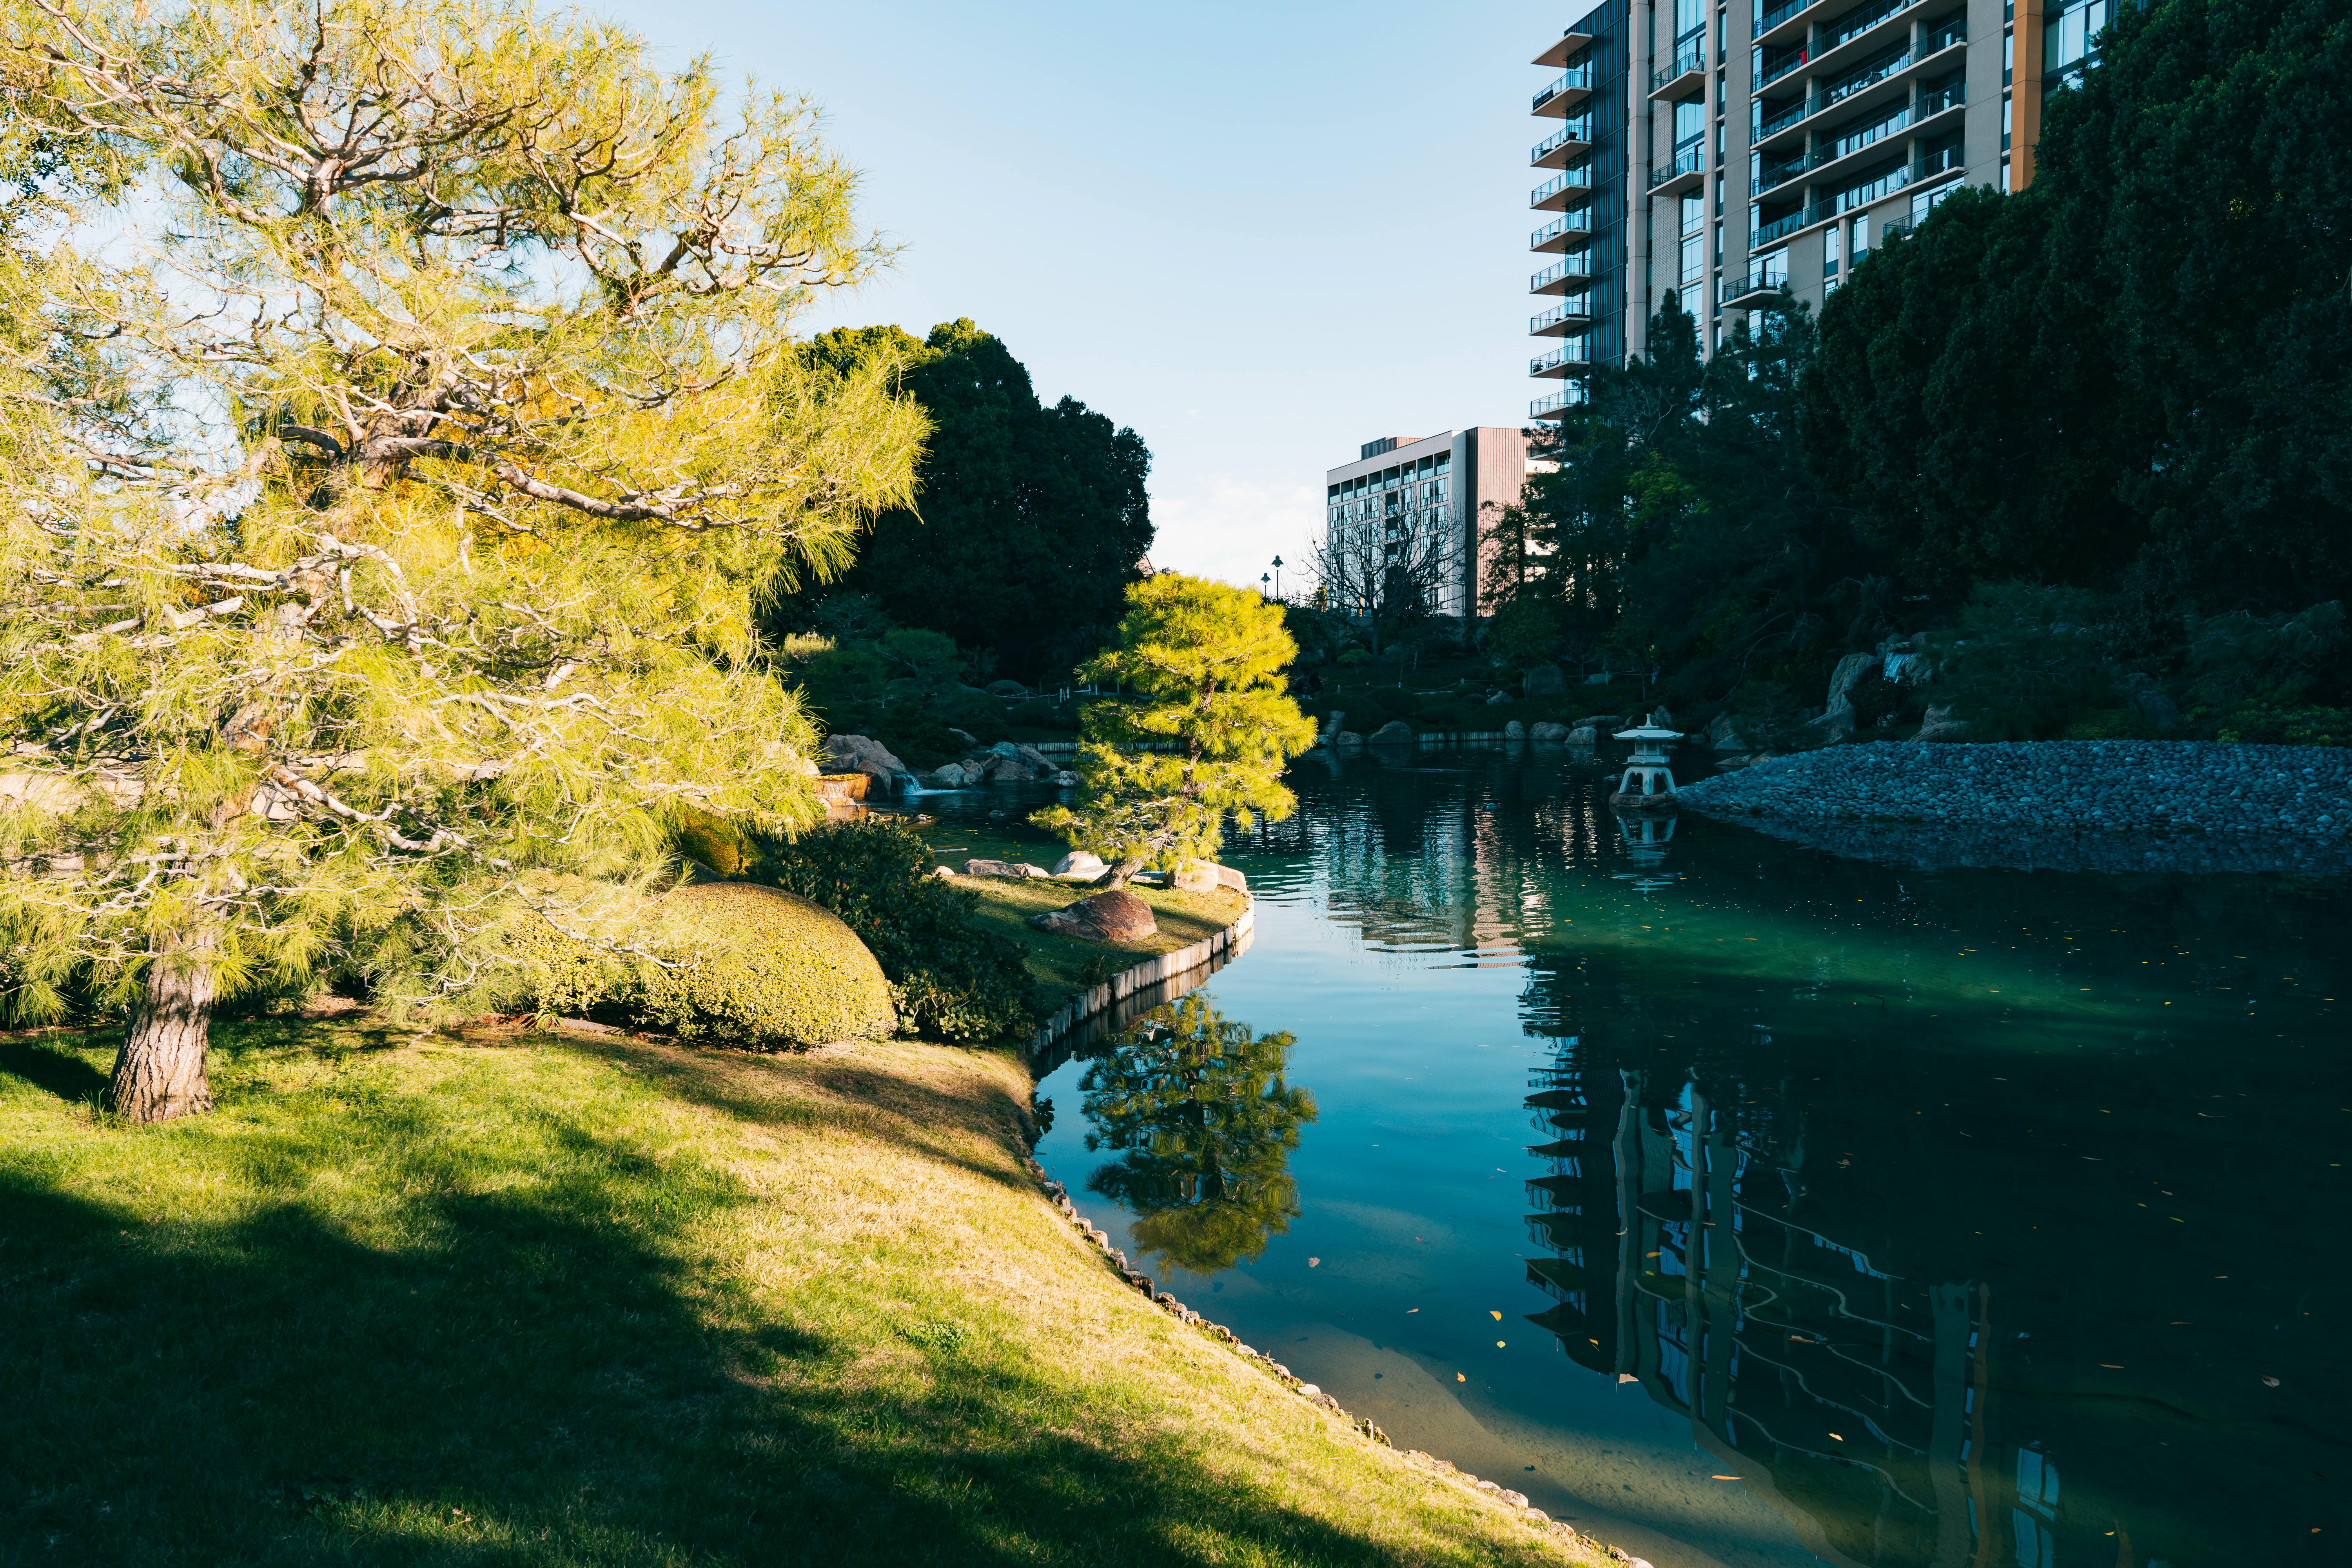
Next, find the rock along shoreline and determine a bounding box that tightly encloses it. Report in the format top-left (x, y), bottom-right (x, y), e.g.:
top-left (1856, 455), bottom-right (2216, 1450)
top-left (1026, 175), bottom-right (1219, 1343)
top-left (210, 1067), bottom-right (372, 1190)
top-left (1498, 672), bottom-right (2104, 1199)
top-left (1673, 740), bottom-right (2352, 876)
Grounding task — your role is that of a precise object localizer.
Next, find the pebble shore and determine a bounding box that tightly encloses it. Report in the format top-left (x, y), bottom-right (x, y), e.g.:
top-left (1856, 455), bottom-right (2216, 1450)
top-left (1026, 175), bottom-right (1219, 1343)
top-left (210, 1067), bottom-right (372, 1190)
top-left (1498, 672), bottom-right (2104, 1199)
top-left (1674, 741), bottom-right (2352, 875)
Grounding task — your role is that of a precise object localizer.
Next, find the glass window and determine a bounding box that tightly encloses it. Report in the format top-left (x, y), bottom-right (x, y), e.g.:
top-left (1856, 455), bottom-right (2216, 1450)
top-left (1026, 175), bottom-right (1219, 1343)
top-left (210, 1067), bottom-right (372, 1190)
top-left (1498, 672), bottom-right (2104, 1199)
top-left (1676, 0), bottom-right (1705, 41)
top-left (1674, 98), bottom-right (1706, 150)
top-left (1680, 230), bottom-right (1706, 287)
top-left (1681, 192), bottom-right (1706, 235)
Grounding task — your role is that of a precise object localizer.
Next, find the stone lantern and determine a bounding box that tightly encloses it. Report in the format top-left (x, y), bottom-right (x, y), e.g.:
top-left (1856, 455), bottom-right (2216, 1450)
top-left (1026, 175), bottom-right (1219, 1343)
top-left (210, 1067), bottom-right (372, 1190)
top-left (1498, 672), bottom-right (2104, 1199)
top-left (1608, 710), bottom-right (1682, 810)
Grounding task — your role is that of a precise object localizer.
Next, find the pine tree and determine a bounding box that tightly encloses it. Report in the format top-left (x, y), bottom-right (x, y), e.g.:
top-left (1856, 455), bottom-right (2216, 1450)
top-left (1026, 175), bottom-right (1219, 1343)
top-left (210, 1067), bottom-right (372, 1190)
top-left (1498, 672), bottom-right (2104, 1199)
top-left (0, 0), bottom-right (924, 1120)
top-left (1032, 574), bottom-right (1317, 888)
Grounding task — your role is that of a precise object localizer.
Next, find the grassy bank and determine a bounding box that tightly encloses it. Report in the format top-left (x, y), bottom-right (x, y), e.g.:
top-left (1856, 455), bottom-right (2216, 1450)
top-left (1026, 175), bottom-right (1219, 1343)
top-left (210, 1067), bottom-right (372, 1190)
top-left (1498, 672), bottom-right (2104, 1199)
top-left (953, 876), bottom-right (1246, 998)
top-left (0, 1020), bottom-right (1591, 1568)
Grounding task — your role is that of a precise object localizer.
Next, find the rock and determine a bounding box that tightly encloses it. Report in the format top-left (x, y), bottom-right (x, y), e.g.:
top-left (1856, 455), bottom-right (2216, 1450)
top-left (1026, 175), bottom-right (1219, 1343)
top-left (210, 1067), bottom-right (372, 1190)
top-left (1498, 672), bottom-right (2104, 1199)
top-left (1503, 719), bottom-right (1526, 740)
top-left (1522, 663), bottom-right (1566, 697)
top-left (932, 865), bottom-right (954, 878)
top-left (1172, 860), bottom-right (1220, 893)
top-left (1052, 850), bottom-right (1109, 880)
top-left (1911, 703), bottom-right (1971, 743)
top-left (1801, 705), bottom-right (1855, 742)
top-left (1567, 725), bottom-right (1598, 744)
top-left (1500, 1489), bottom-right (1530, 1508)
top-left (929, 762), bottom-right (969, 788)
top-left (1053, 770), bottom-right (1080, 787)
top-left (1030, 889), bottom-right (1157, 942)
top-left (1525, 1508), bottom-right (1550, 1523)
top-left (1331, 731), bottom-right (1365, 748)
top-left (1368, 720), bottom-right (1416, 747)
top-left (963, 858), bottom-right (1038, 879)
top-left (1215, 864), bottom-right (1249, 893)
top-left (986, 679), bottom-right (1027, 697)
top-left (1708, 711), bottom-right (1745, 752)
top-left (1826, 652), bottom-right (1876, 713)
top-left (1485, 691), bottom-right (1510, 705)
top-left (1529, 721), bottom-right (1571, 741)
top-left (818, 733), bottom-right (909, 789)
top-left (1014, 743), bottom-right (1056, 772)
top-left (1013, 863), bottom-right (1051, 880)
top-left (1577, 714), bottom-right (1625, 731)
top-left (947, 728), bottom-right (978, 747)
top-left (1296, 1383), bottom-right (1321, 1397)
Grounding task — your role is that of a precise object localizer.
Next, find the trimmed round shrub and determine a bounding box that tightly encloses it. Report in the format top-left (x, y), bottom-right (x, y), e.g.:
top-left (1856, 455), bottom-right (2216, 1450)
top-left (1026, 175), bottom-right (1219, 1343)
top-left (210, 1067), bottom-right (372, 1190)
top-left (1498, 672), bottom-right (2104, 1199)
top-left (636, 883), bottom-right (895, 1049)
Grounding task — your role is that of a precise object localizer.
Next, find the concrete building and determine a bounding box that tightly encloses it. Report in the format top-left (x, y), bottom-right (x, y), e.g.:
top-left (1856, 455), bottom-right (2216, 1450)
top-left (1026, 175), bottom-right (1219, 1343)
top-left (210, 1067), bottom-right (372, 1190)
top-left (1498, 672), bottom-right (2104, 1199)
top-left (1322, 430), bottom-right (1530, 622)
top-left (1526, 2), bottom-right (1635, 423)
top-left (1532, 0), bottom-right (2106, 406)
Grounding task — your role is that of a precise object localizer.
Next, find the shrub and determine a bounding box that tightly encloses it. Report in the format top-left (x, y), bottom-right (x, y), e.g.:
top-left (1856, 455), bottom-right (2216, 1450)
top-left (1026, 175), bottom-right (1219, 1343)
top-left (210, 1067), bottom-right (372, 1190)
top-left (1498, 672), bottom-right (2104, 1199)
top-left (742, 820), bottom-right (1038, 1046)
top-left (636, 884), bottom-right (895, 1048)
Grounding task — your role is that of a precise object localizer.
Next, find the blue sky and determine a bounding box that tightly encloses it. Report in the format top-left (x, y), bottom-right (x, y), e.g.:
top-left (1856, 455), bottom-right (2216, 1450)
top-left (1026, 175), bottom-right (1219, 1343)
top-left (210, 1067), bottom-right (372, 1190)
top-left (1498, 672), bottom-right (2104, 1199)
top-left (597, 0), bottom-right (1581, 590)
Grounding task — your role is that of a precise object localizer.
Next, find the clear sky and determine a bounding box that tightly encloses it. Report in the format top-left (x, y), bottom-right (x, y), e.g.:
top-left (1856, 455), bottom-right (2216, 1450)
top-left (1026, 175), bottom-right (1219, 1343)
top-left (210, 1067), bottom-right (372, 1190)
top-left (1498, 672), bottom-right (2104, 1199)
top-left (595, 0), bottom-right (1581, 591)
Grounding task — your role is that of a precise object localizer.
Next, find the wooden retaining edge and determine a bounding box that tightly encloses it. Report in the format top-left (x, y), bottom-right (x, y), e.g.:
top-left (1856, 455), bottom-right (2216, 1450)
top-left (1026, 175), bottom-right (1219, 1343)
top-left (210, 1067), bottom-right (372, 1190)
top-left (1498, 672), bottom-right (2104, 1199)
top-left (1020, 897), bottom-right (1256, 1063)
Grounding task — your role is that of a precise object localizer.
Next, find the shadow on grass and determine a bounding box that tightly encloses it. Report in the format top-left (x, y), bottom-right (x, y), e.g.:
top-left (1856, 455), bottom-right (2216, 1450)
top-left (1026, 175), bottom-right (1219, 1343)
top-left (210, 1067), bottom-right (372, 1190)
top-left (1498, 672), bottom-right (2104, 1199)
top-left (0, 1034), bottom-right (109, 1105)
top-left (0, 1042), bottom-right (1455, 1568)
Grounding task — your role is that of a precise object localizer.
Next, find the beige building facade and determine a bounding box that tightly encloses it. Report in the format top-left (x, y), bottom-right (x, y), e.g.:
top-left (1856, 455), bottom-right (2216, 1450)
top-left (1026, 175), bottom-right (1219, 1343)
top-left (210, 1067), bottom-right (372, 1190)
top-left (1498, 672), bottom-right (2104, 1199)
top-left (1323, 429), bottom-right (1531, 622)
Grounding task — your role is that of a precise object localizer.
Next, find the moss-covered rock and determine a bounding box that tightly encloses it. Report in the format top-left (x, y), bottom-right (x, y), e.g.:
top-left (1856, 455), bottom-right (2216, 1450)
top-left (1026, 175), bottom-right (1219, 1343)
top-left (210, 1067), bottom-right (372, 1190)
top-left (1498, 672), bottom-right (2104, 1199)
top-left (636, 883), bottom-right (895, 1049)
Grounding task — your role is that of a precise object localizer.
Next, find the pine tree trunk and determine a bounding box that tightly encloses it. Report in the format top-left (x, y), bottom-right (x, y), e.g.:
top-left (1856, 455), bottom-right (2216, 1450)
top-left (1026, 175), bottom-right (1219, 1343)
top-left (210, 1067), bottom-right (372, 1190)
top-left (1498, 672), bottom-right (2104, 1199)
top-left (107, 930), bottom-right (219, 1124)
top-left (1098, 856), bottom-right (1146, 891)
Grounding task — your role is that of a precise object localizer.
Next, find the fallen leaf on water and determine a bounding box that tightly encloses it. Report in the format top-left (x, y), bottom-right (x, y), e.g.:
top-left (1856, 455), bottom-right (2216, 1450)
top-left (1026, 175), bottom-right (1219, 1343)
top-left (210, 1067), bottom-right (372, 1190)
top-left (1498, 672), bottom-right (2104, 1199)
top-left (1496, 1340), bottom-right (1506, 1348)
top-left (1406, 1308), bottom-right (1419, 1314)
top-left (1490, 1310), bottom-right (1503, 1320)
top-left (1307, 1257), bottom-right (1320, 1267)
top-left (2100, 1363), bottom-right (2125, 1369)
top-left (1456, 1373), bottom-right (1466, 1382)
top-left (2263, 1376), bottom-right (2281, 1387)
top-left (1828, 1432), bottom-right (1843, 1441)
top-left (1711, 1475), bottom-right (1742, 1481)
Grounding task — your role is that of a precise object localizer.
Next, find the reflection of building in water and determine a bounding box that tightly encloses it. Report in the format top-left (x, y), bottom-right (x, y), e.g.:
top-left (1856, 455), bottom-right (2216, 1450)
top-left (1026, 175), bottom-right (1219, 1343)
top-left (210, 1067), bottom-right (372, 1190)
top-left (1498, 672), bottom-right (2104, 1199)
top-left (1523, 1039), bottom-right (2102, 1568)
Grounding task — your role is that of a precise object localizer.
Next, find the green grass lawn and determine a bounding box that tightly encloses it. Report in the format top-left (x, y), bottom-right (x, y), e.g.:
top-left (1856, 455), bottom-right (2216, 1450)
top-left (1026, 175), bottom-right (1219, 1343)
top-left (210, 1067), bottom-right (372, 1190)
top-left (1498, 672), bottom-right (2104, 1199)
top-left (0, 1021), bottom-right (1591, 1568)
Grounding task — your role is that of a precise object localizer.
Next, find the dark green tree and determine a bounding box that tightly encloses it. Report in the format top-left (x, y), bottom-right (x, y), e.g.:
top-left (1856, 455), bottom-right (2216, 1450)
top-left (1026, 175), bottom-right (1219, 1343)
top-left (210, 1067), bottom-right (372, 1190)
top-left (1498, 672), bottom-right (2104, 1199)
top-left (1078, 993), bottom-right (1318, 1276)
top-left (1802, 0), bottom-right (2352, 614)
top-left (789, 319), bottom-right (1154, 681)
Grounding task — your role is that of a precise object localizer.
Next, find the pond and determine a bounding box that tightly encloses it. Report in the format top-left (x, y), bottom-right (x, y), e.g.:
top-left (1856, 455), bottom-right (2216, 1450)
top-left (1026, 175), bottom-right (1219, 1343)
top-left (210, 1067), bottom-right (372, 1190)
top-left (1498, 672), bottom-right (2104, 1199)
top-left (931, 745), bottom-right (2350, 1568)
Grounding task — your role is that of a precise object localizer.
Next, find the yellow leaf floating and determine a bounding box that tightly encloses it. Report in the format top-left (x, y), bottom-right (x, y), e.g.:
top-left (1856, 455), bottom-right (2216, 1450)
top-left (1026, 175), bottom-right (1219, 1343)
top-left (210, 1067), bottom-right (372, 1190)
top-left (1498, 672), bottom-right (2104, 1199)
top-left (1307, 1257), bottom-right (1320, 1267)
top-left (1456, 1373), bottom-right (1466, 1382)
top-left (1490, 1310), bottom-right (1503, 1321)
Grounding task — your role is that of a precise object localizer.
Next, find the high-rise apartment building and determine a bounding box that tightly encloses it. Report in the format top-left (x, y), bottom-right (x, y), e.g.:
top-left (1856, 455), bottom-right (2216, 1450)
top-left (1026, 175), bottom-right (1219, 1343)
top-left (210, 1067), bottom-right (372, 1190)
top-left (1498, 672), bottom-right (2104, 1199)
top-left (1530, 0), bottom-right (2109, 413)
top-left (1322, 430), bottom-right (1530, 621)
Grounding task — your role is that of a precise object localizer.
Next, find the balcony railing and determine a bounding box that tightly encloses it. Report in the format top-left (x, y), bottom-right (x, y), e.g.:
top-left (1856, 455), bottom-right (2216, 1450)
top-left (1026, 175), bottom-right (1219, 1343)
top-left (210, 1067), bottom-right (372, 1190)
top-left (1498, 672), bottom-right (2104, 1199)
top-left (1722, 265), bottom-right (1791, 303)
top-left (1754, 97), bottom-right (1809, 142)
top-left (1924, 16), bottom-right (1966, 52)
top-left (1531, 261), bottom-right (1575, 291)
top-left (1531, 299), bottom-right (1593, 332)
top-left (1530, 391), bottom-right (1579, 418)
top-left (1531, 344), bottom-right (1594, 374)
top-left (1652, 45), bottom-right (1706, 91)
top-left (1648, 146), bottom-right (1705, 189)
top-left (1918, 74), bottom-right (1965, 115)
top-left (1530, 210), bottom-right (1596, 249)
top-left (1533, 64), bottom-right (1593, 111)
top-left (1531, 168), bottom-right (1594, 206)
top-left (1822, 0), bottom-right (1912, 54)
top-left (1822, 41), bottom-right (1913, 107)
top-left (1530, 120), bottom-right (1595, 163)
top-left (1753, 210), bottom-right (1806, 245)
top-left (1755, 0), bottom-right (1808, 32)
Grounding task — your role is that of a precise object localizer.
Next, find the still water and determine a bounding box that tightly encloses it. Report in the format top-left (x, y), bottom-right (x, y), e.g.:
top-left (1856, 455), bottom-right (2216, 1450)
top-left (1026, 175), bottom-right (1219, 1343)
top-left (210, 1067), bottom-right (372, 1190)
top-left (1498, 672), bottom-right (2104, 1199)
top-left (965, 746), bottom-right (2349, 1568)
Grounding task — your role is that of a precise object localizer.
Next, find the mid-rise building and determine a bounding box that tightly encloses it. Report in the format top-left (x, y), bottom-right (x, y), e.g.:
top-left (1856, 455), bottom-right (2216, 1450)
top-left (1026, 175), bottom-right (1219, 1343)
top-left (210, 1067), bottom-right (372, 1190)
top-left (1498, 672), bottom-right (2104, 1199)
top-left (1531, 0), bottom-right (2109, 412)
top-left (1322, 430), bottom-right (1529, 622)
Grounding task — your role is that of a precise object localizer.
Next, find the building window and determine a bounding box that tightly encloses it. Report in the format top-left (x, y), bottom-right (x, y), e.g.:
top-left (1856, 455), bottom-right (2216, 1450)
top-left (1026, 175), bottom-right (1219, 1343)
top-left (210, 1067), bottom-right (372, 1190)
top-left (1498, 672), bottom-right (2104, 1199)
top-left (1824, 223), bottom-right (1842, 277)
top-left (2045, 0), bottom-right (2109, 83)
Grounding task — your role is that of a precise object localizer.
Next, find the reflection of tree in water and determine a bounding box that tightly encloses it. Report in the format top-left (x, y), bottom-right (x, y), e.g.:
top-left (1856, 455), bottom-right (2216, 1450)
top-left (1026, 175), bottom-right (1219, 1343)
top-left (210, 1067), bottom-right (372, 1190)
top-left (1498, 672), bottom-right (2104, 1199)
top-left (1079, 993), bottom-right (1317, 1276)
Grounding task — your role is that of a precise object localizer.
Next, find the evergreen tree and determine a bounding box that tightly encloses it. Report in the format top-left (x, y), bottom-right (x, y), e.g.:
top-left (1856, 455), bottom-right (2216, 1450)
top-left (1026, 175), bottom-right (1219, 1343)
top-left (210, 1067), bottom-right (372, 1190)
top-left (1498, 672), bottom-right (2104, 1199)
top-left (1078, 994), bottom-right (1317, 1277)
top-left (0, 0), bottom-right (923, 1120)
top-left (1032, 574), bottom-right (1317, 887)
top-left (791, 319), bottom-right (1153, 682)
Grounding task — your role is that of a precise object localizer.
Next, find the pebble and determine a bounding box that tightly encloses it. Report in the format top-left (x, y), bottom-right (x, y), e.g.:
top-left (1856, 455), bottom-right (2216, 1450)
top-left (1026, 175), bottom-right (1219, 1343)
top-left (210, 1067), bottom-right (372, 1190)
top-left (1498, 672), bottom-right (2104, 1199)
top-left (1675, 740), bottom-right (2352, 875)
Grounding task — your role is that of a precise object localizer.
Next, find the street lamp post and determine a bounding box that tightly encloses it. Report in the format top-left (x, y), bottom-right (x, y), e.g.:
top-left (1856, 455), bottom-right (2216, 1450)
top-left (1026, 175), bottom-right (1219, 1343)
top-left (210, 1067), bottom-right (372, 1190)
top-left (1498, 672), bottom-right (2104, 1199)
top-left (1272, 555), bottom-right (1284, 601)
top-left (1259, 572), bottom-right (1271, 599)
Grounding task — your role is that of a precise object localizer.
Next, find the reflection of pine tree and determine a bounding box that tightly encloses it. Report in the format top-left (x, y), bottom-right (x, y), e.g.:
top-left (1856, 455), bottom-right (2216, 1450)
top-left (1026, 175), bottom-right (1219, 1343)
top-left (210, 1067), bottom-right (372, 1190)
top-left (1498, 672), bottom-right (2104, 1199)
top-left (1080, 994), bottom-right (1318, 1276)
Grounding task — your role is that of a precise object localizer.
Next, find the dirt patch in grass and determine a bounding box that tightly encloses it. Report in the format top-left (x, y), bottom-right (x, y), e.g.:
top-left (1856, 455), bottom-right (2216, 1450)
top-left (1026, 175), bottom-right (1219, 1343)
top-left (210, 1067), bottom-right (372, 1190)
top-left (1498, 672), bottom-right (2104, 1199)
top-left (0, 1021), bottom-right (1595, 1567)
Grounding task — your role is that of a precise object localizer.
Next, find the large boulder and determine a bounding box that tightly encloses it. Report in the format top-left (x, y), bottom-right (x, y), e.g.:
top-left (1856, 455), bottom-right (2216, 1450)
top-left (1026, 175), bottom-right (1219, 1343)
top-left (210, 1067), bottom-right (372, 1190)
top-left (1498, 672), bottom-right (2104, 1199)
top-left (985, 679), bottom-right (1028, 697)
top-left (963, 858), bottom-right (1040, 879)
top-left (1825, 652), bottom-right (1876, 713)
top-left (1566, 725), bottom-right (1599, 744)
top-left (928, 762), bottom-right (969, 788)
top-left (1215, 864), bottom-right (1249, 893)
top-left (1801, 704), bottom-right (1856, 743)
top-left (1368, 720), bottom-right (1416, 747)
top-left (1331, 731), bottom-right (1365, 748)
top-left (1503, 719), bottom-right (1526, 740)
top-left (1172, 860), bottom-right (1220, 893)
top-left (1052, 850), bottom-right (1109, 880)
top-left (1577, 714), bottom-right (1625, 731)
top-left (1707, 712), bottom-right (1745, 752)
top-left (638, 883), bottom-right (895, 1049)
top-left (1031, 890), bottom-right (1157, 943)
top-left (818, 734), bottom-right (909, 791)
top-left (1911, 703), bottom-right (1972, 743)
top-left (1529, 721), bottom-right (1572, 741)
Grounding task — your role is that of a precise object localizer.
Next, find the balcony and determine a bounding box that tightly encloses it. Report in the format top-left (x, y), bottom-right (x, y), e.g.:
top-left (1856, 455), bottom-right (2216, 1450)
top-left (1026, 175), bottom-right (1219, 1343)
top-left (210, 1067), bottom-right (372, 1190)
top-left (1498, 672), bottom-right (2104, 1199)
top-left (1530, 343), bottom-right (1593, 378)
top-left (1822, 40), bottom-right (1915, 109)
top-left (1531, 120), bottom-right (1595, 168)
top-left (1650, 45), bottom-right (1706, 100)
top-left (1752, 25), bottom-right (1965, 154)
top-left (1530, 211), bottom-right (1597, 252)
top-left (1752, 209), bottom-right (1806, 246)
top-left (1531, 168), bottom-right (1595, 210)
top-left (1754, 0), bottom-right (1828, 46)
top-left (1748, 156), bottom-right (1965, 251)
top-left (1648, 145), bottom-right (1706, 195)
top-left (1531, 300), bottom-right (1595, 336)
top-left (1754, 46), bottom-right (1810, 91)
top-left (1533, 64), bottom-right (1594, 116)
top-left (1530, 390), bottom-right (1583, 420)
top-left (1721, 266), bottom-right (1791, 308)
top-left (1530, 259), bottom-right (1596, 294)
top-left (1533, 30), bottom-right (1595, 69)
top-left (1753, 97), bottom-right (1808, 143)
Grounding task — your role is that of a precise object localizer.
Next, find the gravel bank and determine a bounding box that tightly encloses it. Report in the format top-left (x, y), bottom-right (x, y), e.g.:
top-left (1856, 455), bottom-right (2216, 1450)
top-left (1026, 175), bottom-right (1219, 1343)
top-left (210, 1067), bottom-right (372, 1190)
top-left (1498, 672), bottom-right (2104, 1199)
top-left (1674, 741), bottom-right (2352, 876)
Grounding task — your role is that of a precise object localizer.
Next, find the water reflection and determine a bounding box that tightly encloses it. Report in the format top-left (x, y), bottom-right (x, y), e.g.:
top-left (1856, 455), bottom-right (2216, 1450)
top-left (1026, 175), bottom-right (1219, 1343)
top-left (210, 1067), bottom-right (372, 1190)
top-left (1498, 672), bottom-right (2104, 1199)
top-left (1077, 993), bottom-right (1318, 1276)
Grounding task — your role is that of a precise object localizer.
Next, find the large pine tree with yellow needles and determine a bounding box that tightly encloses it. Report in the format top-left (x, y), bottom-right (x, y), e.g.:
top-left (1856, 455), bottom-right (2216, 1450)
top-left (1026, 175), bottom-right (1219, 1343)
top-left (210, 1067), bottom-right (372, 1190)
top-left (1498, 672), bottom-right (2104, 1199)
top-left (0, 0), bottom-right (925, 1120)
